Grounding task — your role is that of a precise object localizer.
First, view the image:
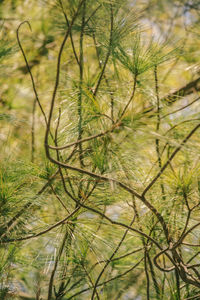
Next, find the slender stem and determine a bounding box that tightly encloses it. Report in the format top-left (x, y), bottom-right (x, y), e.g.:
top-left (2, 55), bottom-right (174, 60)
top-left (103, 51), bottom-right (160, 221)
top-left (142, 123), bottom-right (200, 196)
top-left (82, 263), bottom-right (100, 300)
top-left (175, 268), bottom-right (181, 300)
top-left (161, 96), bottom-right (200, 119)
top-left (66, 258), bottom-right (144, 300)
top-left (144, 249), bottom-right (150, 300)
top-left (47, 229), bottom-right (69, 300)
top-left (91, 215), bottom-right (136, 299)
top-left (92, 32), bottom-right (115, 123)
top-left (31, 98), bottom-right (36, 162)
top-left (90, 247), bottom-right (144, 271)
top-left (154, 65), bottom-right (165, 198)
top-left (2, 206), bottom-right (80, 243)
top-left (93, 4), bottom-right (113, 96)
top-left (78, 0), bottom-right (86, 169)
top-left (50, 183), bottom-right (69, 212)
top-left (47, 126), bottom-right (113, 150)
top-left (58, 0), bottom-right (80, 66)
top-left (118, 74), bottom-right (137, 121)
top-left (147, 252), bottom-right (161, 298)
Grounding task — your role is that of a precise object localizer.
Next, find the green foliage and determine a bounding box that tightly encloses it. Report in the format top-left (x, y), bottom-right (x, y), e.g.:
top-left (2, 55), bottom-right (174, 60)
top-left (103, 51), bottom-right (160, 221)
top-left (115, 34), bottom-right (178, 76)
top-left (1, 0), bottom-right (200, 299)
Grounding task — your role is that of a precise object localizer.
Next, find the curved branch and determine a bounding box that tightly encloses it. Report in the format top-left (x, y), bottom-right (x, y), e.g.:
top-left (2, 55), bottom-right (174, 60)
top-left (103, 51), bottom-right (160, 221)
top-left (17, 21), bottom-right (47, 124)
top-left (1, 206), bottom-right (80, 243)
top-left (153, 247), bottom-right (175, 273)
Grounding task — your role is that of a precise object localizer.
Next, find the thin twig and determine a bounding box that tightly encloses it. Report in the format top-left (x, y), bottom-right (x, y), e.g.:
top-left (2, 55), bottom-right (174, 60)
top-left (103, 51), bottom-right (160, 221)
top-left (91, 214), bottom-right (136, 299)
top-left (31, 98), bottom-right (36, 162)
top-left (93, 4), bottom-right (114, 97)
top-left (161, 95), bottom-right (200, 119)
top-left (66, 258), bottom-right (144, 300)
top-left (2, 206), bottom-right (80, 243)
top-left (142, 123), bottom-right (200, 196)
top-left (47, 229), bottom-right (69, 300)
